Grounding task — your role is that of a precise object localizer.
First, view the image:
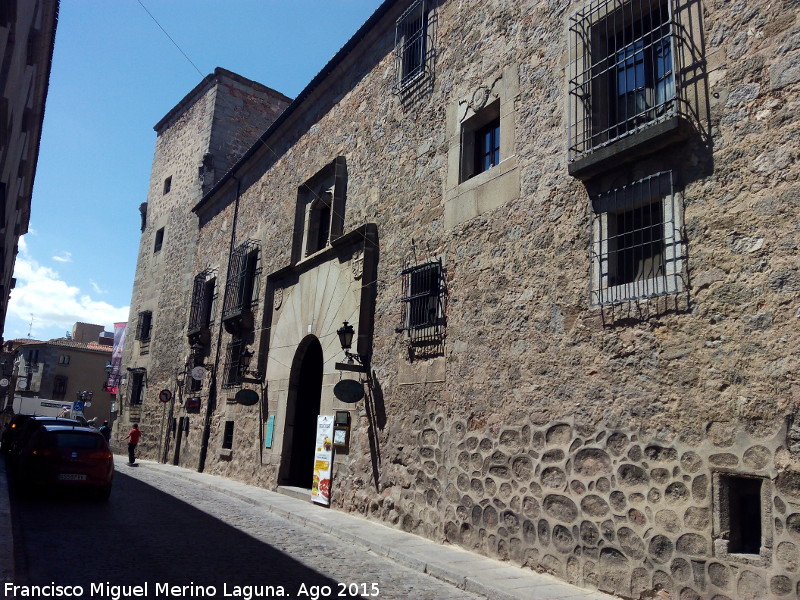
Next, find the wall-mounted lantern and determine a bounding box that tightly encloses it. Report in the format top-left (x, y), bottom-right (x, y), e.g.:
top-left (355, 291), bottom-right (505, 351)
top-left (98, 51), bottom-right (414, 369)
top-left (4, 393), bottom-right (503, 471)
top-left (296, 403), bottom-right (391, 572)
top-left (335, 321), bottom-right (368, 373)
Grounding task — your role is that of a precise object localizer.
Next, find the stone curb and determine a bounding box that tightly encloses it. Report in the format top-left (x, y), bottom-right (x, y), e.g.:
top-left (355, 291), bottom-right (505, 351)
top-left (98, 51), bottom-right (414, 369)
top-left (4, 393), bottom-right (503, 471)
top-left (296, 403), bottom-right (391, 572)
top-left (117, 457), bottom-right (618, 600)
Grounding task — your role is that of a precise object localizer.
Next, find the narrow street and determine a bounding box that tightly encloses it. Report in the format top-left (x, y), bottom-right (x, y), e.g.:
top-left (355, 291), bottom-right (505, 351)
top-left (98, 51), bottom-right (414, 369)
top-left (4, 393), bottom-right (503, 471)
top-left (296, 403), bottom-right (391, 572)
top-left (8, 460), bottom-right (484, 600)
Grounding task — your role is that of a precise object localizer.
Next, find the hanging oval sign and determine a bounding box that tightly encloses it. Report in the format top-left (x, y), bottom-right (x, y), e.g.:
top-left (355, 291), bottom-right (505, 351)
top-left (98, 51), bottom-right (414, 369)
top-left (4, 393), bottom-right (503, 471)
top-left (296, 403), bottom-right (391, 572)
top-left (333, 379), bottom-right (364, 403)
top-left (191, 366), bottom-right (206, 381)
top-left (235, 388), bottom-right (260, 406)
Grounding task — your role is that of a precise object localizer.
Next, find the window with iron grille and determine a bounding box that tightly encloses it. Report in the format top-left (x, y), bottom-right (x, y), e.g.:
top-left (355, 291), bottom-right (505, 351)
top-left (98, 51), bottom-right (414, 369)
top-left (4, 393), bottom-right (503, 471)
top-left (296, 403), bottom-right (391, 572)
top-left (590, 171), bottom-right (683, 305)
top-left (188, 271), bottom-right (216, 333)
top-left (222, 421), bottom-right (234, 449)
top-left (222, 240), bottom-right (260, 324)
top-left (135, 311), bottom-right (152, 342)
top-left (52, 375), bottom-right (68, 399)
top-left (395, 0), bottom-right (428, 90)
top-left (398, 260), bottom-right (444, 344)
top-left (568, 0), bottom-right (677, 163)
top-left (129, 371), bottom-right (144, 405)
top-left (222, 337), bottom-right (243, 388)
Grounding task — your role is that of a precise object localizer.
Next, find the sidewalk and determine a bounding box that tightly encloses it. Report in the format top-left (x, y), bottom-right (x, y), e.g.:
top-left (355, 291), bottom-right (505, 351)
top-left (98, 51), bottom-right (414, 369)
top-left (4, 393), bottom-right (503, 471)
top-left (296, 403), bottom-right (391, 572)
top-left (119, 456), bottom-right (617, 600)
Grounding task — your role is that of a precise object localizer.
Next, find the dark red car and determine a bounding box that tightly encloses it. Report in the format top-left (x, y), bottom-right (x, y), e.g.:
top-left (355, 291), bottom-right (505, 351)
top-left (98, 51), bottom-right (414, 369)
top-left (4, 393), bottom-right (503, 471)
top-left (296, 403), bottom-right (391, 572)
top-left (16, 424), bottom-right (114, 500)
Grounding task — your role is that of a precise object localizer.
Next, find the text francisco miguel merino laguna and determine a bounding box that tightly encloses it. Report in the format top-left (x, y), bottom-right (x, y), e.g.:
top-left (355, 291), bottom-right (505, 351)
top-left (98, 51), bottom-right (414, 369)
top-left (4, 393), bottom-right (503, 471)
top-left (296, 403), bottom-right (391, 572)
top-left (3, 582), bottom-right (350, 600)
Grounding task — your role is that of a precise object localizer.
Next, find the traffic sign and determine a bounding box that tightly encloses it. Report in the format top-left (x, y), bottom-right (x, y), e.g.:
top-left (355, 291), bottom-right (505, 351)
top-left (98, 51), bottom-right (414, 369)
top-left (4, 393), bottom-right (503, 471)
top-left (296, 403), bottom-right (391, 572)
top-left (159, 389), bottom-right (172, 403)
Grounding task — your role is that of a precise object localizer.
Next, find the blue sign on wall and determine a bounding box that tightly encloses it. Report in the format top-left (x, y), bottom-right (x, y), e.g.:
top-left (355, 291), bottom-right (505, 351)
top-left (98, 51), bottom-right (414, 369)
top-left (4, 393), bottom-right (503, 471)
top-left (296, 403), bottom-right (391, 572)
top-left (265, 415), bottom-right (275, 449)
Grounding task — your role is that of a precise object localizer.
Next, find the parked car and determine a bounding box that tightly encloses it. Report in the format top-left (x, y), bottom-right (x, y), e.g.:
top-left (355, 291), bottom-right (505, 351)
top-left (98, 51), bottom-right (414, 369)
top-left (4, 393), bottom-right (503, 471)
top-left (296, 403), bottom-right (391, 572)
top-left (0, 414), bottom-right (35, 455)
top-left (5, 416), bottom-right (81, 463)
top-left (15, 424), bottom-right (113, 500)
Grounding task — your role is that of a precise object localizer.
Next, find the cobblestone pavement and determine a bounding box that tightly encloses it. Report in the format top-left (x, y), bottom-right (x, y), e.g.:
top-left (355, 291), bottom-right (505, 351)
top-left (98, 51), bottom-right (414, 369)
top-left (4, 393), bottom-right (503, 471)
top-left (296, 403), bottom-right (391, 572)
top-left (10, 463), bottom-right (484, 600)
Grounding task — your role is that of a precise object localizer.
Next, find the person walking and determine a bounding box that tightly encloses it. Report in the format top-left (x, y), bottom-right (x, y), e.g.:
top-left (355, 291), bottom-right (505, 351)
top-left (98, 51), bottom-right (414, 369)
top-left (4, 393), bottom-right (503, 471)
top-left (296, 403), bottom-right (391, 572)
top-left (126, 423), bottom-right (141, 465)
top-left (98, 420), bottom-right (111, 442)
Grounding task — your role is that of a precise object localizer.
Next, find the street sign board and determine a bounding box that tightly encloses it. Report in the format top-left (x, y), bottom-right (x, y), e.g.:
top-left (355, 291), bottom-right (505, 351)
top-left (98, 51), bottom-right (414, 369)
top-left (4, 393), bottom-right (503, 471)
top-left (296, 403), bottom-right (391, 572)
top-left (333, 379), bottom-right (364, 403)
top-left (191, 366), bottom-right (206, 381)
top-left (159, 389), bottom-right (172, 403)
top-left (235, 388), bottom-right (259, 406)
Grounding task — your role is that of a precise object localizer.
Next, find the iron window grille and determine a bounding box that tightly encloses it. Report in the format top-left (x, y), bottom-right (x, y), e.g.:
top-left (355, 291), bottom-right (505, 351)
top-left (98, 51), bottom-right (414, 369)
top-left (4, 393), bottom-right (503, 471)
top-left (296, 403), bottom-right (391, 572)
top-left (129, 371), bottom-right (145, 405)
top-left (222, 240), bottom-right (261, 325)
top-left (222, 337), bottom-right (244, 388)
top-left (590, 171), bottom-right (683, 305)
top-left (397, 259), bottom-right (444, 344)
top-left (394, 0), bottom-right (429, 91)
top-left (135, 311), bottom-right (152, 342)
top-left (188, 270), bottom-right (217, 333)
top-left (568, 0), bottom-right (677, 162)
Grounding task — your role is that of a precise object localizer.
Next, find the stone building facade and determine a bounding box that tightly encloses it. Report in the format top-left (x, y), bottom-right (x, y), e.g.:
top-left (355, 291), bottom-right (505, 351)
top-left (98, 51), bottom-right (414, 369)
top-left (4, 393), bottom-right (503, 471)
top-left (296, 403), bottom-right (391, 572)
top-left (120, 2), bottom-right (800, 598)
top-left (0, 0), bottom-right (58, 339)
top-left (8, 323), bottom-right (113, 424)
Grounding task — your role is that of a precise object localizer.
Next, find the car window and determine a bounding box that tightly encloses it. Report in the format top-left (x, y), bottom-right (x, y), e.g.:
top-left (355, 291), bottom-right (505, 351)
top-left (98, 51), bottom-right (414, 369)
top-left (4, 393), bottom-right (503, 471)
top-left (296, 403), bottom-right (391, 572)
top-left (51, 432), bottom-right (104, 450)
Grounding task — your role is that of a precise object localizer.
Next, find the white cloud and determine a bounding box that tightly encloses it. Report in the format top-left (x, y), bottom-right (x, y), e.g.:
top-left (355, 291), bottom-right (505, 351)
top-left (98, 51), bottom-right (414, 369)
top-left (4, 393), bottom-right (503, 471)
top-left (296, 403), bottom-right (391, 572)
top-left (90, 280), bottom-right (107, 294)
top-left (7, 239), bottom-right (129, 338)
top-left (52, 251), bottom-right (73, 263)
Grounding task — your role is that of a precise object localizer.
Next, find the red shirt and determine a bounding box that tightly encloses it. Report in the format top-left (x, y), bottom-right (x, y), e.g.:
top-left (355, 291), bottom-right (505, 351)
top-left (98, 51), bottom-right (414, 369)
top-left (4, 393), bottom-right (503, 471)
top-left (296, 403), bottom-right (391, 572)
top-left (127, 428), bottom-right (142, 444)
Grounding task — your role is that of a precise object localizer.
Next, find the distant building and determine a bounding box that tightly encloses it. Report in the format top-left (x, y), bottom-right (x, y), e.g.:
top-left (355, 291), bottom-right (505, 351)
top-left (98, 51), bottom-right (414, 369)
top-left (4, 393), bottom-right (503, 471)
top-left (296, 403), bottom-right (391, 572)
top-left (9, 323), bottom-right (113, 424)
top-left (0, 0), bottom-right (59, 340)
top-left (120, 2), bottom-right (800, 598)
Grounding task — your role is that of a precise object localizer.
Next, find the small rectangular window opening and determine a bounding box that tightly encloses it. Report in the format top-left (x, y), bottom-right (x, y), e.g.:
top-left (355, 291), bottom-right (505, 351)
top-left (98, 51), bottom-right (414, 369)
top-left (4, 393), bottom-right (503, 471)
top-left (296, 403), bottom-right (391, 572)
top-left (460, 100), bottom-right (501, 182)
top-left (163, 176), bottom-right (172, 194)
top-left (722, 475), bottom-right (763, 555)
top-left (222, 421), bottom-right (234, 449)
top-left (154, 227), bottom-right (164, 253)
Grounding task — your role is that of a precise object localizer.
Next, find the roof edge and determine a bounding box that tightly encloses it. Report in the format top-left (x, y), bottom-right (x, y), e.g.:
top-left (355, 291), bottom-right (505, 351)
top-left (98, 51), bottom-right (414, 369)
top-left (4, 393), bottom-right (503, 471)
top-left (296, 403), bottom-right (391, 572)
top-left (153, 67), bottom-right (292, 134)
top-left (193, 0), bottom-right (396, 214)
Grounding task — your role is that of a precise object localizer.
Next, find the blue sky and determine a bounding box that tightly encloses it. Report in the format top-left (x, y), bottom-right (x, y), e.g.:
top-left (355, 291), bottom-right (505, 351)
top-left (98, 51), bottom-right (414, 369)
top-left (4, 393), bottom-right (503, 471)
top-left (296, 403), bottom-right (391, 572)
top-left (6, 0), bottom-right (381, 342)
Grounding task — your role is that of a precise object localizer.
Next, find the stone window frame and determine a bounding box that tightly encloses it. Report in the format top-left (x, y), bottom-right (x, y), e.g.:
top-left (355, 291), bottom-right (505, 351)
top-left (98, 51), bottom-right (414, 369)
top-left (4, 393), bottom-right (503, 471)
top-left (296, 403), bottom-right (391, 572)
top-left (291, 157), bottom-right (347, 264)
top-left (589, 170), bottom-right (684, 305)
top-left (711, 470), bottom-right (773, 567)
top-left (444, 65), bottom-right (520, 230)
top-left (163, 176), bottom-right (172, 194)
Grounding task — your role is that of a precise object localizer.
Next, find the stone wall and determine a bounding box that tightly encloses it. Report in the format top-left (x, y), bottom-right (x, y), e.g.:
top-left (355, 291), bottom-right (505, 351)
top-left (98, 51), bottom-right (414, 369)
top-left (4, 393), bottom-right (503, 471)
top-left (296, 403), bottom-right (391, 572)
top-left (124, 1), bottom-right (800, 598)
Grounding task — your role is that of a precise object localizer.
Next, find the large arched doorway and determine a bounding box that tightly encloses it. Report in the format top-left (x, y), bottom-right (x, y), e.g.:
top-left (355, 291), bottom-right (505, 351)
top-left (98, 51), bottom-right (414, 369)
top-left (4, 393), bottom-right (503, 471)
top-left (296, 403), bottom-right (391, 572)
top-left (280, 336), bottom-right (323, 487)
